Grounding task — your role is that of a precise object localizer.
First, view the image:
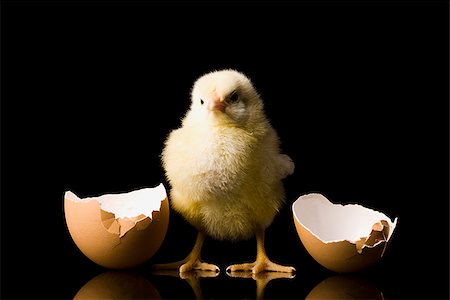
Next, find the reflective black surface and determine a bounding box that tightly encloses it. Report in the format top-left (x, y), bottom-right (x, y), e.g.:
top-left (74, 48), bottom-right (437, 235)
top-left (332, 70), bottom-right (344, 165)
top-left (72, 270), bottom-right (386, 300)
top-left (2, 1), bottom-right (448, 299)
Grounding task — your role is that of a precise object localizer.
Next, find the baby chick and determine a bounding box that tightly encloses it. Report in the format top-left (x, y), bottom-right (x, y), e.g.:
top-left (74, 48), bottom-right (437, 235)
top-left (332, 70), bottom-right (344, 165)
top-left (154, 69), bottom-right (295, 274)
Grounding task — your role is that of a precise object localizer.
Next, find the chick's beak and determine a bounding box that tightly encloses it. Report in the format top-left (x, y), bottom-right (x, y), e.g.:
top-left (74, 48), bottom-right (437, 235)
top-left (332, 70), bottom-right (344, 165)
top-left (207, 97), bottom-right (226, 112)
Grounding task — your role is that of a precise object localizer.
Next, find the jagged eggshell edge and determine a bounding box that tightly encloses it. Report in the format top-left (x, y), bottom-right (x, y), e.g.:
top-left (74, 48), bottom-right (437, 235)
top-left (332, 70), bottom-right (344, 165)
top-left (292, 193), bottom-right (398, 273)
top-left (64, 184), bottom-right (170, 269)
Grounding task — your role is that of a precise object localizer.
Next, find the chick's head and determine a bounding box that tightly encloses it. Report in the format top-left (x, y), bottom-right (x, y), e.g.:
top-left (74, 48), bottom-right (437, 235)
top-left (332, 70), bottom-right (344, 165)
top-left (188, 69), bottom-right (265, 129)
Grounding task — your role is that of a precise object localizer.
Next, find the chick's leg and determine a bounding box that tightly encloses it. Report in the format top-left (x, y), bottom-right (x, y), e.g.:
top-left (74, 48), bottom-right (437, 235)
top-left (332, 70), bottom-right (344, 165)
top-left (152, 230), bottom-right (219, 273)
top-left (226, 227), bottom-right (296, 274)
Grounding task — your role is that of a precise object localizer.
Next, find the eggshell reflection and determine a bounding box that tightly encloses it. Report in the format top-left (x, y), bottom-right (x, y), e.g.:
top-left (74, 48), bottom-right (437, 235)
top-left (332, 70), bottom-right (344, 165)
top-left (74, 271), bottom-right (161, 299)
top-left (306, 275), bottom-right (383, 299)
top-left (64, 184), bottom-right (169, 269)
top-left (292, 193), bottom-right (398, 273)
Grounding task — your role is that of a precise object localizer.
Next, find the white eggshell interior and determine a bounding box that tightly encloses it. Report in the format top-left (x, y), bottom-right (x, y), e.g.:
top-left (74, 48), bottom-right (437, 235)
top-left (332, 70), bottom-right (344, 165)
top-left (293, 193), bottom-right (398, 244)
top-left (65, 183), bottom-right (166, 219)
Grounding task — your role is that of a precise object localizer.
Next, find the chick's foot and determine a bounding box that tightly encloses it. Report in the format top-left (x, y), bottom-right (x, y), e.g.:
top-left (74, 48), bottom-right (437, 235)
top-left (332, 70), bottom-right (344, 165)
top-left (226, 228), bottom-right (296, 274)
top-left (180, 259), bottom-right (220, 273)
top-left (152, 231), bottom-right (219, 273)
top-left (152, 258), bottom-right (219, 273)
top-left (226, 259), bottom-right (295, 274)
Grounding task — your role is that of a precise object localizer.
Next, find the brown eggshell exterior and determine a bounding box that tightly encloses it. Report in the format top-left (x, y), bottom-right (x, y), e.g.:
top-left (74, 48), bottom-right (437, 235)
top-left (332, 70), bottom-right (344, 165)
top-left (74, 271), bottom-right (161, 299)
top-left (64, 197), bottom-right (169, 269)
top-left (293, 215), bottom-right (386, 273)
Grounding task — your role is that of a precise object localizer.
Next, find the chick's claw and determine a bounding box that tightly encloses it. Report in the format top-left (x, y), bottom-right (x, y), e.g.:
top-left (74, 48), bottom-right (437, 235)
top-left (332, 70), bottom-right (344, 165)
top-left (179, 259), bottom-right (220, 273)
top-left (152, 259), bottom-right (219, 274)
top-left (179, 269), bottom-right (220, 280)
top-left (226, 260), bottom-right (296, 274)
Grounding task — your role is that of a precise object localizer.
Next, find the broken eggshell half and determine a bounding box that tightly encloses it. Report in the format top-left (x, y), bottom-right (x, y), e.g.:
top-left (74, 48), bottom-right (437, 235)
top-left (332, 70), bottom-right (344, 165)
top-left (64, 183), bottom-right (169, 269)
top-left (292, 193), bottom-right (398, 273)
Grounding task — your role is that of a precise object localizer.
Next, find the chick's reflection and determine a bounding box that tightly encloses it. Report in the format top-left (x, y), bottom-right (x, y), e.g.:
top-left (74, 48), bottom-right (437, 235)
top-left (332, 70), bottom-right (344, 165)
top-left (74, 271), bottom-right (160, 299)
top-left (152, 269), bottom-right (218, 299)
top-left (152, 269), bottom-right (294, 299)
top-left (228, 271), bottom-right (295, 299)
top-left (306, 275), bottom-right (384, 300)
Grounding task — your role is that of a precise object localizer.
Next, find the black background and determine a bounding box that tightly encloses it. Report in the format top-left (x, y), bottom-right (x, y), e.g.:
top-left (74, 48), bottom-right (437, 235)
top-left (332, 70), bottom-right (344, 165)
top-left (1, 1), bottom-right (449, 299)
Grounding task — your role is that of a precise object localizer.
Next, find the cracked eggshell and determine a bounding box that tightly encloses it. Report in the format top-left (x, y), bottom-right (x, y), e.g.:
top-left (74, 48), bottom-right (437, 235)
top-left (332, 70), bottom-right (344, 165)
top-left (292, 193), bottom-right (398, 273)
top-left (64, 183), bottom-right (169, 269)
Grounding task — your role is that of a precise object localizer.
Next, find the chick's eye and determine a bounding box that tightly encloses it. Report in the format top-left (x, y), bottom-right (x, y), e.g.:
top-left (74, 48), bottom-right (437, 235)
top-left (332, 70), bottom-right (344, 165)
top-left (200, 99), bottom-right (204, 105)
top-left (229, 91), bottom-right (239, 103)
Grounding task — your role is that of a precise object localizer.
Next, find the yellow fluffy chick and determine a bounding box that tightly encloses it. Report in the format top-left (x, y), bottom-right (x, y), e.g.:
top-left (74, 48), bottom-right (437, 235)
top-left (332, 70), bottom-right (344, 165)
top-left (154, 69), bottom-right (295, 274)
